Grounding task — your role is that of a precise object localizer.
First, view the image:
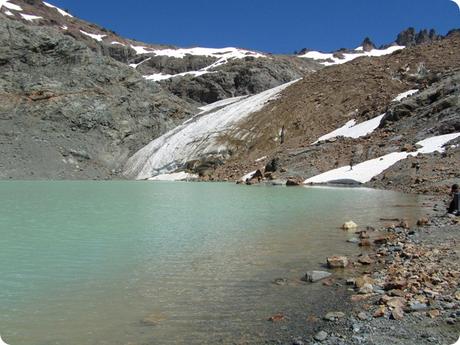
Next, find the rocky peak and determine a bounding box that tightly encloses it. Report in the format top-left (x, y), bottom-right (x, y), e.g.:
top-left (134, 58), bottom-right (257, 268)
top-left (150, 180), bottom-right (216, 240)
top-left (396, 27), bottom-right (441, 47)
top-left (361, 37), bottom-right (376, 52)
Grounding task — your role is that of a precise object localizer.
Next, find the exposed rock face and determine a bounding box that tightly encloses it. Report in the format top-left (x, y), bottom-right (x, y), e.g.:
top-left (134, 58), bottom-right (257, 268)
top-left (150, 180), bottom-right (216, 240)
top-left (361, 37), bottom-right (375, 52)
top-left (0, 18), bottom-right (194, 179)
top-left (396, 28), bottom-right (441, 47)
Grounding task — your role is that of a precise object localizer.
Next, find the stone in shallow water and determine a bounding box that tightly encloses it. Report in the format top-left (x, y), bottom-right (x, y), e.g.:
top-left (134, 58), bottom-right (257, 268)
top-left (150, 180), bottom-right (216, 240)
top-left (342, 221), bottom-right (358, 230)
top-left (305, 271), bottom-right (332, 282)
top-left (327, 256), bottom-right (349, 268)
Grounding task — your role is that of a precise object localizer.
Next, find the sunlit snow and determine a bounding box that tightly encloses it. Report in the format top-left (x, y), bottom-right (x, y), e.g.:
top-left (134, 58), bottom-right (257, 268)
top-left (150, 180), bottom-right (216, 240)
top-left (0, 0), bottom-right (22, 11)
top-left (80, 30), bottom-right (106, 42)
top-left (392, 89), bottom-right (419, 102)
top-left (129, 57), bottom-right (151, 69)
top-left (299, 45), bottom-right (405, 66)
top-left (43, 1), bottom-right (72, 17)
top-left (20, 13), bottom-right (42, 21)
top-left (305, 132), bottom-right (460, 184)
top-left (124, 80), bottom-right (298, 180)
top-left (198, 96), bottom-right (248, 113)
top-left (4, 9), bottom-right (13, 15)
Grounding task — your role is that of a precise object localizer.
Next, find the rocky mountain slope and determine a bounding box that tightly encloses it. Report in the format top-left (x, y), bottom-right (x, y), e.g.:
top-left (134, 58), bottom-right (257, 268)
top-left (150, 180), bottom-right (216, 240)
top-left (0, 0), bottom-right (318, 179)
top-left (1, 0), bottom-right (459, 187)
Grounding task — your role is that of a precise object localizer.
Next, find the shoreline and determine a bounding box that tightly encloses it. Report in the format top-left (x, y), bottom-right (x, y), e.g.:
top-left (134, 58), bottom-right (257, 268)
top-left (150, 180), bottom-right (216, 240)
top-left (273, 196), bottom-right (460, 345)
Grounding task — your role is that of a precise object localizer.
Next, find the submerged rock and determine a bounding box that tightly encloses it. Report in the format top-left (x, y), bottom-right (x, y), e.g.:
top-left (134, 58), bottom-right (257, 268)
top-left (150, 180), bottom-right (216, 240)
top-left (305, 271), bottom-right (332, 283)
top-left (327, 256), bottom-right (349, 268)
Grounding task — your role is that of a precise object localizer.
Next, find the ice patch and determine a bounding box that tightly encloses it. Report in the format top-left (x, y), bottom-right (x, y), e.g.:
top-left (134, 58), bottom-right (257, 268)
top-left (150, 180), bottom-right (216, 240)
top-left (392, 89), bottom-right (419, 102)
top-left (80, 30), bottom-right (106, 42)
top-left (314, 114), bottom-right (385, 144)
top-left (43, 1), bottom-right (72, 17)
top-left (20, 13), bottom-right (42, 21)
top-left (300, 45), bottom-right (404, 66)
top-left (305, 132), bottom-right (460, 184)
top-left (124, 80), bottom-right (298, 180)
top-left (148, 172), bottom-right (198, 181)
top-left (0, 0), bottom-right (22, 11)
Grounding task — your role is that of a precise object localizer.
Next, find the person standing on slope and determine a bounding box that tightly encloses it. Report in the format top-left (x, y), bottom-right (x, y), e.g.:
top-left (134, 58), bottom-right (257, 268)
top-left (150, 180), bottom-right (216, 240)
top-left (447, 184), bottom-right (459, 216)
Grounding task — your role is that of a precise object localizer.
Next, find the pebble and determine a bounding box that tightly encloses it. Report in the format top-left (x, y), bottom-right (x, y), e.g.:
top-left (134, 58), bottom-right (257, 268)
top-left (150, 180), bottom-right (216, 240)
top-left (314, 331), bottom-right (328, 342)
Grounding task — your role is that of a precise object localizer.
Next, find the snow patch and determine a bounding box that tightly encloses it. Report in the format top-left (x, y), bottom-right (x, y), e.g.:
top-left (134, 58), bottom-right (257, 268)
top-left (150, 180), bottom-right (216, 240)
top-left (393, 89), bottom-right (419, 102)
top-left (20, 13), bottom-right (42, 21)
top-left (144, 70), bottom-right (210, 82)
top-left (111, 41), bottom-right (125, 46)
top-left (61, 25), bottom-right (68, 30)
top-left (148, 172), bottom-right (198, 181)
top-left (80, 30), bottom-right (106, 42)
top-left (4, 9), bottom-right (13, 15)
top-left (314, 114), bottom-right (385, 144)
top-left (305, 132), bottom-right (460, 184)
top-left (43, 1), bottom-right (72, 17)
top-left (0, 0), bottom-right (22, 11)
top-left (240, 170), bottom-right (257, 181)
top-left (129, 57), bottom-right (152, 69)
top-left (130, 45), bottom-right (152, 54)
top-left (124, 80), bottom-right (298, 180)
top-left (300, 45), bottom-right (404, 66)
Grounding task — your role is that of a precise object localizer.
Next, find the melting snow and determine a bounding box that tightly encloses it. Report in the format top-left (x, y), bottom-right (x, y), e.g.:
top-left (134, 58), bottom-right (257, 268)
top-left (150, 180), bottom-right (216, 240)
top-left (305, 132), bottom-right (460, 184)
top-left (130, 45), bottom-right (152, 54)
top-left (144, 70), bottom-right (210, 82)
top-left (124, 80), bottom-right (298, 180)
top-left (393, 89), bottom-right (419, 102)
top-left (80, 30), bottom-right (106, 42)
top-left (43, 1), bottom-right (72, 17)
top-left (314, 114), bottom-right (385, 144)
top-left (300, 45), bottom-right (404, 66)
top-left (111, 41), bottom-right (125, 46)
top-left (61, 25), bottom-right (68, 30)
top-left (240, 170), bottom-right (257, 181)
top-left (0, 0), bottom-right (22, 11)
top-left (148, 172), bottom-right (198, 181)
top-left (20, 13), bottom-right (42, 21)
top-left (129, 57), bottom-right (152, 69)
top-left (4, 9), bottom-right (13, 15)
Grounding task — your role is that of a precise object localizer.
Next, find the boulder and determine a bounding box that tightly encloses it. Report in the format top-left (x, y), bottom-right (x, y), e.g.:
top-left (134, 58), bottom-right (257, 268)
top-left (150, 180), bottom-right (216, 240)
top-left (327, 256), bottom-right (349, 268)
top-left (323, 311), bottom-right (345, 321)
top-left (391, 307), bottom-right (404, 320)
top-left (305, 271), bottom-right (332, 283)
top-left (286, 179), bottom-right (301, 186)
top-left (358, 255), bottom-right (374, 265)
top-left (417, 217), bottom-right (430, 226)
top-left (314, 331), bottom-right (328, 342)
top-left (342, 221), bottom-right (358, 230)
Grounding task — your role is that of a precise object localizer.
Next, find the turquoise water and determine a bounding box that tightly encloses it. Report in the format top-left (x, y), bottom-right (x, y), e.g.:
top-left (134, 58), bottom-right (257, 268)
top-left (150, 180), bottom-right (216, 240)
top-left (0, 182), bottom-right (424, 344)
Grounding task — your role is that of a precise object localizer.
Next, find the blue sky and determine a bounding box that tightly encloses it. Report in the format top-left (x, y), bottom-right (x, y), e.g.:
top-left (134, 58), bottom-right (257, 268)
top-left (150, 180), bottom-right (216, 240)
top-left (50, 0), bottom-right (459, 53)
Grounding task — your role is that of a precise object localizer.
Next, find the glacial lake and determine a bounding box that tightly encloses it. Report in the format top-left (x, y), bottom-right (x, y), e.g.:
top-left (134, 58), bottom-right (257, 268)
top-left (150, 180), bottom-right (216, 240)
top-left (0, 182), bottom-right (426, 345)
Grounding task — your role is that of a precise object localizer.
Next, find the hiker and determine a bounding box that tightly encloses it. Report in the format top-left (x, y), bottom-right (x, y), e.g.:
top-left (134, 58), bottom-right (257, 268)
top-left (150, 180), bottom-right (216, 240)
top-left (447, 184), bottom-right (459, 216)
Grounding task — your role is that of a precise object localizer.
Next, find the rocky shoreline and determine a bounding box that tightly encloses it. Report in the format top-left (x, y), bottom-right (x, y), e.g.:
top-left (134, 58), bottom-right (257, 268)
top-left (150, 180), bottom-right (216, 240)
top-left (273, 199), bottom-right (460, 345)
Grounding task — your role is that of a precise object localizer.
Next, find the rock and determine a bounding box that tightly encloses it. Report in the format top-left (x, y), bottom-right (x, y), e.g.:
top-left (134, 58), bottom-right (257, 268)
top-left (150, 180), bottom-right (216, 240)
top-left (355, 276), bottom-right (374, 288)
top-left (347, 237), bottom-right (360, 244)
top-left (387, 297), bottom-right (406, 309)
top-left (385, 279), bottom-right (407, 290)
top-left (388, 289), bottom-right (405, 297)
top-left (314, 331), bottom-right (328, 342)
top-left (264, 158), bottom-right (279, 173)
top-left (417, 217), bottom-right (430, 226)
top-left (455, 291), bottom-right (460, 301)
top-left (391, 307), bottom-right (405, 320)
top-left (374, 236), bottom-right (390, 245)
top-left (286, 179), bottom-right (301, 186)
top-left (410, 302), bottom-right (428, 312)
top-left (305, 271), bottom-right (332, 283)
top-left (323, 311), bottom-right (345, 321)
top-left (359, 240), bottom-right (372, 247)
top-left (327, 256), bottom-right (349, 268)
top-left (428, 310), bottom-right (440, 318)
top-left (359, 231), bottom-right (370, 239)
top-left (268, 313), bottom-right (285, 322)
top-left (272, 278), bottom-right (288, 286)
top-left (292, 339), bottom-right (304, 345)
top-left (373, 305), bottom-right (387, 318)
top-left (399, 219), bottom-right (410, 228)
top-left (351, 294), bottom-right (373, 302)
top-left (342, 221), bottom-right (358, 230)
top-left (359, 283), bottom-right (374, 294)
top-left (357, 312), bottom-right (370, 321)
top-left (358, 255), bottom-right (374, 265)
top-left (446, 318), bottom-right (456, 325)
